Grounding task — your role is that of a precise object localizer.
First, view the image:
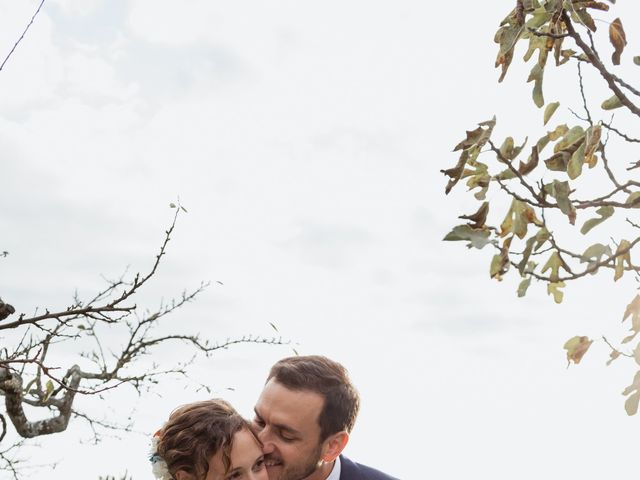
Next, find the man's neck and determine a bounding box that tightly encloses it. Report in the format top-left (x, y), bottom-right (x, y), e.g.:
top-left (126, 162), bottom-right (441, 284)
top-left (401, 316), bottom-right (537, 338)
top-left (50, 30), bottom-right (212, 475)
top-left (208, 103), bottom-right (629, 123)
top-left (303, 459), bottom-right (336, 480)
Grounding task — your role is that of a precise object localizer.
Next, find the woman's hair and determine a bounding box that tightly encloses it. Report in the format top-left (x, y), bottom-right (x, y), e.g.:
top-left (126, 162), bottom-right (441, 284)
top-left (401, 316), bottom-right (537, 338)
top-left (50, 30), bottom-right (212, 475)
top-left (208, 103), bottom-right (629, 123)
top-left (156, 399), bottom-right (252, 479)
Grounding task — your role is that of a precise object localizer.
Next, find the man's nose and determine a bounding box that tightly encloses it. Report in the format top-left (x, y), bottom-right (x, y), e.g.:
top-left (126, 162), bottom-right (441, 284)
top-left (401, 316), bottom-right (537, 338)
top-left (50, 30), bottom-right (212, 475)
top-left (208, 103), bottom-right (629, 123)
top-left (258, 428), bottom-right (275, 454)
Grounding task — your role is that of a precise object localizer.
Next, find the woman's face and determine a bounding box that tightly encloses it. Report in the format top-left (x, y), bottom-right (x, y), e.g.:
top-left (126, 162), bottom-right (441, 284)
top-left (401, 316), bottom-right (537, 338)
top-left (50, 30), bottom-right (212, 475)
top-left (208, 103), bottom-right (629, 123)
top-left (206, 428), bottom-right (268, 480)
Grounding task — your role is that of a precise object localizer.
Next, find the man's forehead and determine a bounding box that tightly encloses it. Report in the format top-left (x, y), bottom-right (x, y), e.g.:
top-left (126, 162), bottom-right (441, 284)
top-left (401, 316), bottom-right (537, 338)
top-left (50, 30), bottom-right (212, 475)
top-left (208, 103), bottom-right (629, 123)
top-left (256, 379), bottom-right (324, 426)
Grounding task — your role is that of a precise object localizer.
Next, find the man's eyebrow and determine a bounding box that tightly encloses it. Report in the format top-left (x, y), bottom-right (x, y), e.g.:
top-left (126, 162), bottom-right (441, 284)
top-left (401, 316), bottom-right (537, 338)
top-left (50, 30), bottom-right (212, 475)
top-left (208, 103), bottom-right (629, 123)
top-left (252, 410), bottom-right (301, 436)
top-left (273, 423), bottom-right (301, 436)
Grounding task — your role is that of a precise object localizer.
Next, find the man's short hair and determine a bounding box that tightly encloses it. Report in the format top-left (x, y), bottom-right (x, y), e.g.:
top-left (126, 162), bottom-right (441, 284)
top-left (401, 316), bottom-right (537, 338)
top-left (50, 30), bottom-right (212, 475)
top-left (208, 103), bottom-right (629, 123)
top-left (267, 355), bottom-right (360, 441)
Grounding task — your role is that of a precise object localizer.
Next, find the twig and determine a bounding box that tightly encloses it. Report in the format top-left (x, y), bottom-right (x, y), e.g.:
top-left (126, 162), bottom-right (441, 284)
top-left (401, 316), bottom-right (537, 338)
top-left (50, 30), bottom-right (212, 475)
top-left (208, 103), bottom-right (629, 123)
top-left (0, 0), bottom-right (46, 73)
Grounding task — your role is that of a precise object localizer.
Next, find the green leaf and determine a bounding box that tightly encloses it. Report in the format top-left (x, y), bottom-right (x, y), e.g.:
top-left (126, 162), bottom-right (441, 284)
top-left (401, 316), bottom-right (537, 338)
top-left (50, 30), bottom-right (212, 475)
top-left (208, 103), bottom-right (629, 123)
top-left (547, 124), bottom-right (568, 141)
top-left (580, 206), bottom-right (614, 234)
top-left (547, 281), bottom-right (565, 304)
top-left (614, 239), bottom-right (632, 281)
top-left (602, 94), bottom-right (624, 110)
top-left (500, 199), bottom-right (541, 240)
top-left (443, 225), bottom-right (492, 249)
top-left (544, 152), bottom-right (569, 172)
top-left (533, 227), bottom-right (550, 251)
top-left (490, 254), bottom-right (504, 279)
top-left (626, 191), bottom-right (640, 208)
top-left (580, 243), bottom-right (612, 274)
top-left (542, 251), bottom-right (563, 282)
top-left (543, 102), bottom-right (560, 125)
top-left (495, 22), bottom-right (525, 82)
top-left (517, 237), bottom-right (536, 275)
top-left (517, 277), bottom-right (532, 297)
top-left (573, 8), bottom-right (597, 32)
top-left (545, 180), bottom-right (576, 224)
top-left (554, 126), bottom-right (585, 153)
top-left (567, 140), bottom-right (586, 180)
top-left (528, 63), bottom-right (545, 108)
top-left (499, 137), bottom-right (515, 159)
top-left (580, 243), bottom-right (612, 263)
top-left (634, 56), bottom-right (640, 66)
top-left (169, 203), bottom-right (177, 208)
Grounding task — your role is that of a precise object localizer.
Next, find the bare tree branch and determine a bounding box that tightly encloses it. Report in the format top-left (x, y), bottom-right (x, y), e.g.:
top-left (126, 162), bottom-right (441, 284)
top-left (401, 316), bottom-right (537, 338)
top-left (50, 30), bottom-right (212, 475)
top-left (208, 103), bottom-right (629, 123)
top-left (0, 0), bottom-right (46, 73)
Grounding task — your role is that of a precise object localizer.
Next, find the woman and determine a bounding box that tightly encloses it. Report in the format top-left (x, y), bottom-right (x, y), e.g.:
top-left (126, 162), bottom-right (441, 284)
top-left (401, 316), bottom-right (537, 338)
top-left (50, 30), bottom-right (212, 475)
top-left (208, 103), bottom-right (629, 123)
top-left (150, 399), bottom-right (268, 480)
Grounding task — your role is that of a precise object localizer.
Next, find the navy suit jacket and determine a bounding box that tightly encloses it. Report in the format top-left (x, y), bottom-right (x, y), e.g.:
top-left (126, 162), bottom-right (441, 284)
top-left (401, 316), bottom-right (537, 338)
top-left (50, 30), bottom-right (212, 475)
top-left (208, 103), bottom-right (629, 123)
top-left (339, 455), bottom-right (399, 480)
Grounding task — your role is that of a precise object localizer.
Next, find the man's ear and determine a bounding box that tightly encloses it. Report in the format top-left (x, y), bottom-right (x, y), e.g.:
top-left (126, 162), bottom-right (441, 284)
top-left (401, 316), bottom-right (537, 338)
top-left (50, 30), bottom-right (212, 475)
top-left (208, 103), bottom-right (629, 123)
top-left (321, 431), bottom-right (349, 463)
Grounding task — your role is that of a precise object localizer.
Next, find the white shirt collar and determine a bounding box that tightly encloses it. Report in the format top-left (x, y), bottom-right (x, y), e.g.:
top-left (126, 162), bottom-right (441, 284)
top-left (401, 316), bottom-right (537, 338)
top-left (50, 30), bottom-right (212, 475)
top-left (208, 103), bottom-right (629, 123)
top-left (325, 456), bottom-right (341, 480)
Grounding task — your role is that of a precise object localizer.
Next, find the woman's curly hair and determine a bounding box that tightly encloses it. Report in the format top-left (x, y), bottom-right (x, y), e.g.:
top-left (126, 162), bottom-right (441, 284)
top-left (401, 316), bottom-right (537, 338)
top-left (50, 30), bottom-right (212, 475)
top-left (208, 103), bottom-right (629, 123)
top-left (156, 399), bottom-right (252, 479)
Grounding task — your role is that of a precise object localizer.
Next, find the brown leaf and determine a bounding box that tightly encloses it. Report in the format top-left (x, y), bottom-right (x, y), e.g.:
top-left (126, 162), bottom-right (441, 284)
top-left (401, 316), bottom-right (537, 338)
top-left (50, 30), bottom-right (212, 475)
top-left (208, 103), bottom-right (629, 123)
top-left (582, 1), bottom-right (610, 11)
top-left (441, 152), bottom-right (469, 195)
top-left (518, 146), bottom-right (540, 176)
top-left (563, 335), bottom-right (593, 366)
top-left (622, 294), bottom-right (640, 344)
top-left (609, 18), bottom-right (627, 65)
top-left (459, 202), bottom-right (490, 229)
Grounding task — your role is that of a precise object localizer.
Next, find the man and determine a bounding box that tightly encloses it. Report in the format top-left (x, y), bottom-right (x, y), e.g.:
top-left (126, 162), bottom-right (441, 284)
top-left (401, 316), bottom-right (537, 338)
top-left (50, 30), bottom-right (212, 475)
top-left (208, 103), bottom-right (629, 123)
top-left (253, 355), bottom-right (399, 480)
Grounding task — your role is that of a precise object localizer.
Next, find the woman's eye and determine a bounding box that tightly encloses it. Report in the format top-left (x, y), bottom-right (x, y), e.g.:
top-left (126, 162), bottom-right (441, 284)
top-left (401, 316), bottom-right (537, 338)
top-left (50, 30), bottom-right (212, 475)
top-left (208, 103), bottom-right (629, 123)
top-left (253, 457), bottom-right (265, 471)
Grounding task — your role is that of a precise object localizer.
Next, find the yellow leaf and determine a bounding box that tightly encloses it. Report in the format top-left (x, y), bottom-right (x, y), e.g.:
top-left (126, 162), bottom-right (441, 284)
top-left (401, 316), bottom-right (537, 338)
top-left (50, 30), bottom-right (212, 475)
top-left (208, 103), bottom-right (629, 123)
top-left (43, 379), bottom-right (55, 401)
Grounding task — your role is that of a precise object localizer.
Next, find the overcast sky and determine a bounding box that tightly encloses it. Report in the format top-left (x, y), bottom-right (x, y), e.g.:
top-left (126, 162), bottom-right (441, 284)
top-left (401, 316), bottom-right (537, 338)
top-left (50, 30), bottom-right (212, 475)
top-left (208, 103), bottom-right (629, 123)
top-left (2, 1), bottom-right (640, 479)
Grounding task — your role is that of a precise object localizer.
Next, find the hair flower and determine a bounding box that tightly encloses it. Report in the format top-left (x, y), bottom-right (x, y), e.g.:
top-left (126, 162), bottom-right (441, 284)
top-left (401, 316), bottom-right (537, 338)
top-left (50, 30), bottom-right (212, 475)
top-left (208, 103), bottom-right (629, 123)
top-left (149, 431), bottom-right (172, 480)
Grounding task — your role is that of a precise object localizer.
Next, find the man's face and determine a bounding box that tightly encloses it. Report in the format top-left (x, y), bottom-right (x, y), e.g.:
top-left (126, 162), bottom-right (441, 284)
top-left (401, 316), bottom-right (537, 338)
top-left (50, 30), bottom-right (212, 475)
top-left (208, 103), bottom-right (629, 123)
top-left (253, 379), bottom-right (326, 480)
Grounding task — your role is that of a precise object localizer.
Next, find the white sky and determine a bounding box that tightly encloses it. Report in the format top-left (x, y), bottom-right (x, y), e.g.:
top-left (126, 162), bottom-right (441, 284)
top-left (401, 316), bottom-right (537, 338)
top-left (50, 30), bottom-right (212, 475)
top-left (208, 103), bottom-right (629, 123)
top-left (1, 1), bottom-right (640, 479)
